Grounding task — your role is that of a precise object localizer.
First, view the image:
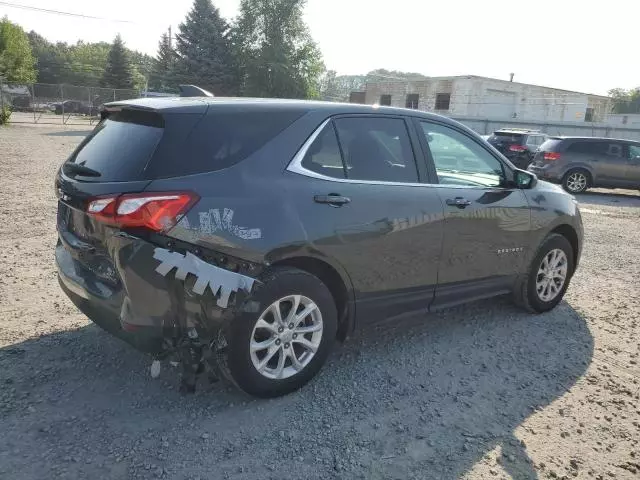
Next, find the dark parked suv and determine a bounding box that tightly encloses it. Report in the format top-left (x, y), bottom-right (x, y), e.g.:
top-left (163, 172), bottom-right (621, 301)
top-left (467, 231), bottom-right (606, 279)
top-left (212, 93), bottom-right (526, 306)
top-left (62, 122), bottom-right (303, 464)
top-left (487, 129), bottom-right (547, 169)
top-left (55, 98), bottom-right (583, 397)
top-left (528, 136), bottom-right (640, 193)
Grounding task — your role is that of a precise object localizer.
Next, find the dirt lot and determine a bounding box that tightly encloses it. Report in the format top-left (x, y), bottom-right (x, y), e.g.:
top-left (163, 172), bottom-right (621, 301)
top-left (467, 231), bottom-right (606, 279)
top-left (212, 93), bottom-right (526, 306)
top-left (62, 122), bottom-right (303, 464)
top-left (1, 123), bottom-right (640, 480)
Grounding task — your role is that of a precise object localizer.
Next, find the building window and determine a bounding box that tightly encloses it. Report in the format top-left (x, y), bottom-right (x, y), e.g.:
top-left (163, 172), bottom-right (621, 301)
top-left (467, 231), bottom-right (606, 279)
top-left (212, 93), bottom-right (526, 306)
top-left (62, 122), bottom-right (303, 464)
top-left (379, 94), bottom-right (392, 106)
top-left (349, 91), bottom-right (366, 104)
top-left (405, 94), bottom-right (419, 109)
top-left (435, 93), bottom-right (451, 110)
top-left (585, 107), bottom-right (594, 122)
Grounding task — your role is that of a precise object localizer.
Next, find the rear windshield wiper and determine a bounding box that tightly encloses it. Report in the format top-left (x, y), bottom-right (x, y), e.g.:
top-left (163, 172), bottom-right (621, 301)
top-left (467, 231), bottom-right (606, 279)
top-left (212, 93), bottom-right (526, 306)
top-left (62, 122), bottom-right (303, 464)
top-left (63, 162), bottom-right (101, 177)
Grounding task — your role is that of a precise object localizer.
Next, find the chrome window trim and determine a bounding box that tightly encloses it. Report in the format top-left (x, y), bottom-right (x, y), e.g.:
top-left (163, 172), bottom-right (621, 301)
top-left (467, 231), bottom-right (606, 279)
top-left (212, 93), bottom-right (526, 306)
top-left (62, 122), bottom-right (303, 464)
top-left (286, 118), bottom-right (429, 188)
top-left (286, 117), bottom-right (515, 191)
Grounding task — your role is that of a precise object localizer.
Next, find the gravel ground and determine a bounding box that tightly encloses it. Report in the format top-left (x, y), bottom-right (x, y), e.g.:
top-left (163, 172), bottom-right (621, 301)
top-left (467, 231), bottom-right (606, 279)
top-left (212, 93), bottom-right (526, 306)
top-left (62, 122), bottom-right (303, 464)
top-left (1, 123), bottom-right (640, 480)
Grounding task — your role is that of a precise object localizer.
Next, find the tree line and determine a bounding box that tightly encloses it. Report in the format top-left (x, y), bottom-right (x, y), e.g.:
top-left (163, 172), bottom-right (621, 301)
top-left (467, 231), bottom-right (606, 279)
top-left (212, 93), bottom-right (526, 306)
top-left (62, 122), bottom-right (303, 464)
top-left (609, 88), bottom-right (640, 115)
top-left (1, 0), bottom-right (324, 99)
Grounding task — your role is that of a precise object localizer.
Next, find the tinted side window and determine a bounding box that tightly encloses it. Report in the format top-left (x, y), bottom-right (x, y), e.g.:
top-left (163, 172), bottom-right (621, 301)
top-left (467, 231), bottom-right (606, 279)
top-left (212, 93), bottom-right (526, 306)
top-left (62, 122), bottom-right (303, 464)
top-left (301, 123), bottom-right (345, 179)
top-left (605, 143), bottom-right (623, 157)
top-left (629, 145), bottom-right (640, 158)
top-left (148, 110), bottom-right (304, 178)
top-left (420, 122), bottom-right (505, 188)
top-left (334, 117), bottom-right (418, 183)
top-left (567, 141), bottom-right (597, 154)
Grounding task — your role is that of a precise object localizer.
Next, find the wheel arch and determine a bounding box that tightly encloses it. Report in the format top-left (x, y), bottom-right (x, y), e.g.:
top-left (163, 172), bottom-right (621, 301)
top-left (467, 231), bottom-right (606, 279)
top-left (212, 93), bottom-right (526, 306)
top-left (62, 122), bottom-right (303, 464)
top-left (269, 255), bottom-right (355, 341)
top-left (562, 165), bottom-right (594, 185)
top-left (550, 224), bottom-right (580, 269)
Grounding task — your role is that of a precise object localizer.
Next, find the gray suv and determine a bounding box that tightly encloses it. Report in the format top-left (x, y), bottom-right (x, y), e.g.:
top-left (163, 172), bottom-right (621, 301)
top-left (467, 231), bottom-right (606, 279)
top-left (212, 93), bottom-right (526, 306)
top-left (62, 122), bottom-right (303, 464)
top-left (55, 98), bottom-right (583, 397)
top-left (528, 136), bottom-right (640, 193)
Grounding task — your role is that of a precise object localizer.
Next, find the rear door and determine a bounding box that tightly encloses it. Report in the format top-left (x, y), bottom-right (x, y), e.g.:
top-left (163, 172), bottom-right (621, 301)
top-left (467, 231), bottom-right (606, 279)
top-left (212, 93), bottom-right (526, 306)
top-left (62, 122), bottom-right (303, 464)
top-left (287, 115), bottom-right (445, 322)
top-left (626, 144), bottom-right (640, 186)
top-left (414, 120), bottom-right (531, 309)
top-left (590, 141), bottom-right (629, 185)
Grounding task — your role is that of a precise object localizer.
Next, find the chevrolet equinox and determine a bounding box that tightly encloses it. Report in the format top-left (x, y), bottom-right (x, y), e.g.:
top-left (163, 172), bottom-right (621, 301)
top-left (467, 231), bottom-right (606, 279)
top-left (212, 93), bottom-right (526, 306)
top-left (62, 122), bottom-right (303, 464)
top-left (55, 98), bottom-right (583, 397)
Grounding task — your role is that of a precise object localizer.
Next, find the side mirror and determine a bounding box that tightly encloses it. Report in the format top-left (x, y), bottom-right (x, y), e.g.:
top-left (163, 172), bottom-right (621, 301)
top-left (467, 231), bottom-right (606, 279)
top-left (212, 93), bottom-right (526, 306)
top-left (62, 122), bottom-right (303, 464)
top-left (514, 169), bottom-right (538, 189)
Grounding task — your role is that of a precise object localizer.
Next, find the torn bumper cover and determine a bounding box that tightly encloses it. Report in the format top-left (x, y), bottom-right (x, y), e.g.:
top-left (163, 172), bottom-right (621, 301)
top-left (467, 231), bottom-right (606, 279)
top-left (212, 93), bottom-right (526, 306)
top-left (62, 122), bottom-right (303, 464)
top-left (56, 233), bottom-right (257, 355)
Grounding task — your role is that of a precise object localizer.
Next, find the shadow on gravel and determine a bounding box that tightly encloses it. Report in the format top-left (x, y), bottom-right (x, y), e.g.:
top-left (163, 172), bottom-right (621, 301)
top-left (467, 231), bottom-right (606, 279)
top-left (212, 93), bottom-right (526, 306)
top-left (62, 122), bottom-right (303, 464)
top-left (45, 130), bottom-right (92, 137)
top-left (0, 297), bottom-right (592, 480)
top-left (577, 189), bottom-right (640, 208)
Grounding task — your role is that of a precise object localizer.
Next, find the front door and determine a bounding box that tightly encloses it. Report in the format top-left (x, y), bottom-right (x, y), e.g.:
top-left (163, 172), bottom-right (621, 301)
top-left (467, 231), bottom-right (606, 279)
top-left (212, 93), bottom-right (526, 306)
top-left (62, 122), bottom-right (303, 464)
top-left (286, 115), bottom-right (445, 322)
top-left (414, 119), bottom-right (532, 309)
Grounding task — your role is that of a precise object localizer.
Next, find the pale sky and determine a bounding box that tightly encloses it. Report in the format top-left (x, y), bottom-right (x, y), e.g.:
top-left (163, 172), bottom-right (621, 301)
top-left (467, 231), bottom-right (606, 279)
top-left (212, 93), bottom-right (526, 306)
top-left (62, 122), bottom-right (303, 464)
top-left (1, 0), bottom-right (637, 95)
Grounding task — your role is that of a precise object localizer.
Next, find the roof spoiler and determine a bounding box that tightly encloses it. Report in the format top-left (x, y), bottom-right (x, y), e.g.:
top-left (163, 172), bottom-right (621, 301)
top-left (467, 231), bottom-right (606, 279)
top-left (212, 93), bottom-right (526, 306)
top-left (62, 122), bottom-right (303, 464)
top-left (179, 85), bottom-right (215, 97)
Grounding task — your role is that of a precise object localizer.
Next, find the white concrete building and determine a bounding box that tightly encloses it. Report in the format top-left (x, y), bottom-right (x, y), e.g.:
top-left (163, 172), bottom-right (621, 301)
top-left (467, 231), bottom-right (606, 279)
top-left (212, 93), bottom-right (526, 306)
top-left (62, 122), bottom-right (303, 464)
top-left (353, 75), bottom-right (611, 123)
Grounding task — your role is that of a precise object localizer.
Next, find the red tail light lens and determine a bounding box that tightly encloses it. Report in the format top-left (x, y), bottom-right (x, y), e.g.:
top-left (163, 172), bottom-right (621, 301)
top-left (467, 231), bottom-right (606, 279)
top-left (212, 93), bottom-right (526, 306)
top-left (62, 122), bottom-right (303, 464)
top-left (86, 192), bottom-right (198, 232)
top-left (509, 144), bottom-right (527, 152)
top-left (543, 152), bottom-right (561, 161)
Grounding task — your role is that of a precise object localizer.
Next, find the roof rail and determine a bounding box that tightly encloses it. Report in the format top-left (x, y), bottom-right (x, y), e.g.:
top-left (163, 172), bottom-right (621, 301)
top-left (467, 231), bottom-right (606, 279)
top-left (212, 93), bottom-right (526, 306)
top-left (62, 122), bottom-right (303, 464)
top-left (496, 127), bottom-right (541, 133)
top-left (179, 85), bottom-right (215, 97)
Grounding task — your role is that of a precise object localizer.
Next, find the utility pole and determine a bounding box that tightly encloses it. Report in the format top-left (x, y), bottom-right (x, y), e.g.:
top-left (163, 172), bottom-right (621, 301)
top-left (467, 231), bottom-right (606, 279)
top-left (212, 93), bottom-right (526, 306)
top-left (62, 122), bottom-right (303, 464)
top-left (168, 26), bottom-right (172, 48)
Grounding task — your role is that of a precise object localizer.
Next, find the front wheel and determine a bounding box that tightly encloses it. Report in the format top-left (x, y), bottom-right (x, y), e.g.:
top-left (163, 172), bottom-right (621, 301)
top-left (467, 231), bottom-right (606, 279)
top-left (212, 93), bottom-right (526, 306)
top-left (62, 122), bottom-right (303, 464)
top-left (223, 267), bottom-right (337, 398)
top-left (513, 234), bottom-right (575, 313)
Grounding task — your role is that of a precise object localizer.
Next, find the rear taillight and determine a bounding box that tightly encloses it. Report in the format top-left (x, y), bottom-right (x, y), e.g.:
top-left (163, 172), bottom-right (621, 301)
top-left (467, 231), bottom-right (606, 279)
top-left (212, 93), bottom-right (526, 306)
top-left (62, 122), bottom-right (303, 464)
top-left (543, 152), bottom-right (561, 161)
top-left (86, 192), bottom-right (198, 232)
top-left (509, 144), bottom-right (527, 152)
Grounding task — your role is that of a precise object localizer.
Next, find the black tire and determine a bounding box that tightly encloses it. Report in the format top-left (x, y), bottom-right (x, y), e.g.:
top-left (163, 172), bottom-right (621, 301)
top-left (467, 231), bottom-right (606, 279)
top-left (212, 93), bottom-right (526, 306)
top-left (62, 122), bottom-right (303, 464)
top-left (562, 169), bottom-right (590, 194)
top-left (513, 233), bottom-right (575, 313)
top-left (223, 267), bottom-right (337, 398)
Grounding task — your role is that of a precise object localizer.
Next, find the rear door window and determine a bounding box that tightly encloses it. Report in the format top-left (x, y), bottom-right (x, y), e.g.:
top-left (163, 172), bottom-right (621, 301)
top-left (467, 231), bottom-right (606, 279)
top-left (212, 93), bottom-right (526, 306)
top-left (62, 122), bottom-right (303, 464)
top-left (333, 117), bottom-right (419, 183)
top-left (68, 109), bottom-right (164, 181)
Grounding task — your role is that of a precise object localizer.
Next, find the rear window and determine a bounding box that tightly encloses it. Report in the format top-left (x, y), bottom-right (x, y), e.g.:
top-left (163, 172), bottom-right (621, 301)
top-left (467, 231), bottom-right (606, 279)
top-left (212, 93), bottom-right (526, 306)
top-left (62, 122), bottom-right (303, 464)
top-left (147, 110), bottom-right (305, 178)
top-left (68, 109), bottom-right (163, 181)
top-left (488, 132), bottom-right (524, 144)
top-left (539, 138), bottom-right (564, 151)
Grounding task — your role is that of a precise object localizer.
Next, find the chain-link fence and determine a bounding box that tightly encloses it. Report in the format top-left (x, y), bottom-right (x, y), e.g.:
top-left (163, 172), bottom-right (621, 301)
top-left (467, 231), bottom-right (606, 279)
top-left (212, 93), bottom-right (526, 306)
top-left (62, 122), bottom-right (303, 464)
top-left (0, 81), bottom-right (140, 125)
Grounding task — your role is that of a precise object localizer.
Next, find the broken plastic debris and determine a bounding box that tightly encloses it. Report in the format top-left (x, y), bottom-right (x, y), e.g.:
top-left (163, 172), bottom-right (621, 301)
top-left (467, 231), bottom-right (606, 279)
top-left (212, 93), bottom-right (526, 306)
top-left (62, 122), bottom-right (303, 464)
top-left (152, 248), bottom-right (256, 308)
top-left (150, 360), bottom-right (161, 379)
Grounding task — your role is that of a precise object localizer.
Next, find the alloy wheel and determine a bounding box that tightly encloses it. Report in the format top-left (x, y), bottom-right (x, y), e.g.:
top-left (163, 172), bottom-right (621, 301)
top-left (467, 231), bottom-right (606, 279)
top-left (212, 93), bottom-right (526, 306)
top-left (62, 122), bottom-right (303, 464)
top-left (250, 295), bottom-right (323, 380)
top-left (566, 172), bottom-right (587, 192)
top-left (535, 249), bottom-right (568, 302)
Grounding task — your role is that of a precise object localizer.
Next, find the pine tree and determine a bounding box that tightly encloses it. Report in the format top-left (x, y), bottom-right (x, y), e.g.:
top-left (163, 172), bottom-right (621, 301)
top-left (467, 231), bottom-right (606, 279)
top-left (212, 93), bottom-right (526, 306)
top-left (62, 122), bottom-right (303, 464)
top-left (174, 0), bottom-right (237, 95)
top-left (101, 34), bottom-right (134, 89)
top-left (233, 0), bottom-right (324, 99)
top-left (149, 33), bottom-right (176, 92)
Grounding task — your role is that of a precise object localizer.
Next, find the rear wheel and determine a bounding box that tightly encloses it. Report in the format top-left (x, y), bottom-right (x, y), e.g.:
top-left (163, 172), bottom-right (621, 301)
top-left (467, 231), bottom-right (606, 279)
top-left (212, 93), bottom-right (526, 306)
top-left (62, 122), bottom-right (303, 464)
top-left (562, 169), bottom-right (590, 193)
top-left (513, 234), bottom-right (574, 313)
top-left (223, 267), bottom-right (337, 398)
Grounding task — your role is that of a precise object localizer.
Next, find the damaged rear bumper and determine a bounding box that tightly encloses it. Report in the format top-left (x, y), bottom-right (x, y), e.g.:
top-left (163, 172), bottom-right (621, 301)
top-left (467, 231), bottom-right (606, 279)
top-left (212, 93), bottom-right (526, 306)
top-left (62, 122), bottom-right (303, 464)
top-left (55, 231), bottom-right (258, 356)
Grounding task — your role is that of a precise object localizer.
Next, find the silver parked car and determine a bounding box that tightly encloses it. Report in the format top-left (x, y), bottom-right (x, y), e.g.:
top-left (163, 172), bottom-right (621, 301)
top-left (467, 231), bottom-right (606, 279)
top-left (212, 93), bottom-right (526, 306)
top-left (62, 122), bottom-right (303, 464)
top-left (528, 136), bottom-right (640, 193)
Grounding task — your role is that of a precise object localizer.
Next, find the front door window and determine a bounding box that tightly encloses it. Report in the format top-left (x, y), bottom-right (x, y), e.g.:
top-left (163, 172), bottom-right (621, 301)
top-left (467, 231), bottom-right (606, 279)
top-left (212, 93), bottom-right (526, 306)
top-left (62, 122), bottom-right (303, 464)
top-left (419, 122), bottom-right (505, 187)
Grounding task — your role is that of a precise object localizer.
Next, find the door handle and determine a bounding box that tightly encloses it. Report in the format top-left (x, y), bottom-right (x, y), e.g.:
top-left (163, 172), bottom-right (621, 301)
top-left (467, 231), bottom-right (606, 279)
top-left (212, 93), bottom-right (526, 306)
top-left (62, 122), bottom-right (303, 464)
top-left (314, 194), bottom-right (351, 207)
top-left (446, 197), bottom-right (472, 208)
